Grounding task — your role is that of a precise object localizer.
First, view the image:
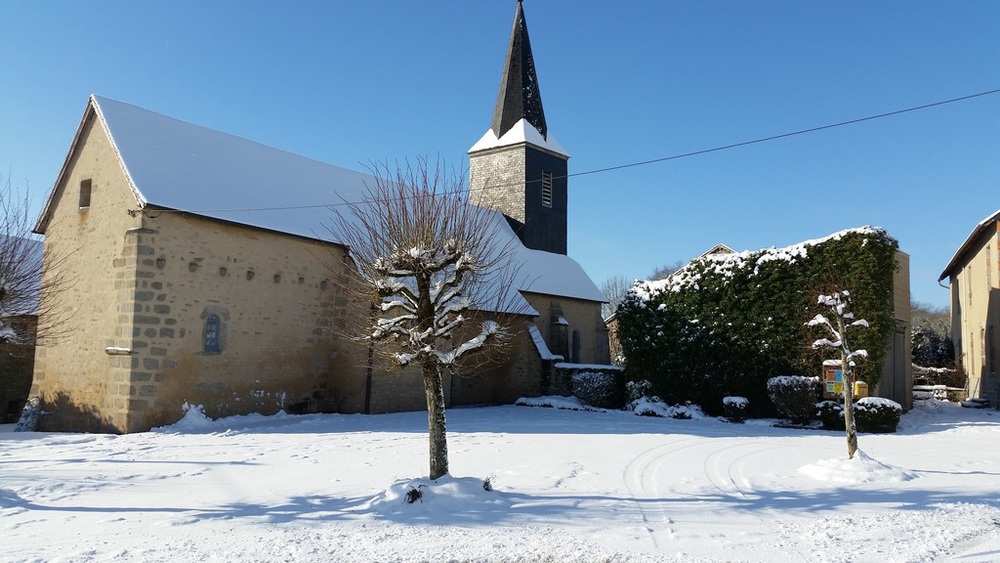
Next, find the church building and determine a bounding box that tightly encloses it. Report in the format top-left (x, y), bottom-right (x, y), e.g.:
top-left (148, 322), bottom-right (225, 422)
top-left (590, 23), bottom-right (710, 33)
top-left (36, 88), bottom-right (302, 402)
top-left (28, 2), bottom-right (610, 433)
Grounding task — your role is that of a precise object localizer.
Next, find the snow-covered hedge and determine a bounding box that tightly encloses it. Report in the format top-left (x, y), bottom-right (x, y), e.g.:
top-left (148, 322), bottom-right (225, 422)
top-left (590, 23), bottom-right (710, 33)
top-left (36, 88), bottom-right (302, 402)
top-left (616, 227), bottom-right (898, 417)
top-left (854, 397), bottom-right (902, 433)
top-left (767, 376), bottom-right (820, 424)
top-left (552, 364), bottom-right (626, 409)
top-left (815, 400), bottom-right (845, 430)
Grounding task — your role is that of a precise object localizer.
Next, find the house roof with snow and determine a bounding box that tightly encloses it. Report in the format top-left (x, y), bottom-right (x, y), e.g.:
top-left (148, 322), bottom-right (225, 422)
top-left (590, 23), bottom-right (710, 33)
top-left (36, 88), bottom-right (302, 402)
top-left (35, 96), bottom-right (604, 314)
top-left (938, 208), bottom-right (1000, 282)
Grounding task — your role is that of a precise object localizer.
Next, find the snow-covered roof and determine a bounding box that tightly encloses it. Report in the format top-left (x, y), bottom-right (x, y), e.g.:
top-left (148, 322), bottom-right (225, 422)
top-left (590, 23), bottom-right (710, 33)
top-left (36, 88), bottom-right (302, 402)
top-left (36, 95), bottom-right (374, 241)
top-left (938, 208), bottom-right (1000, 282)
top-left (37, 96), bottom-right (603, 314)
top-left (469, 118), bottom-right (569, 157)
top-left (632, 226), bottom-right (886, 301)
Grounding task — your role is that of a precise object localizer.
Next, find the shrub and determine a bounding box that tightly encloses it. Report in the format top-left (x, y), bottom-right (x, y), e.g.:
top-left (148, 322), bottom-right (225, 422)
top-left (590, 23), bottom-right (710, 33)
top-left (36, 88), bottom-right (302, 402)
top-left (628, 396), bottom-right (700, 419)
top-left (767, 376), bottom-right (820, 424)
top-left (570, 369), bottom-right (625, 409)
top-left (722, 396), bottom-right (749, 422)
top-left (855, 397), bottom-right (902, 433)
top-left (816, 400), bottom-right (845, 431)
top-left (626, 379), bottom-right (654, 403)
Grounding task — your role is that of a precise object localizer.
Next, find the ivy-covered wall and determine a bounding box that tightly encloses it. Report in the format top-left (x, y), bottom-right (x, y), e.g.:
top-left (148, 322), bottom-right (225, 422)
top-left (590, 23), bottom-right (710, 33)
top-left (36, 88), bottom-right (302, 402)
top-left (617, 227), bottom-right (899, 416)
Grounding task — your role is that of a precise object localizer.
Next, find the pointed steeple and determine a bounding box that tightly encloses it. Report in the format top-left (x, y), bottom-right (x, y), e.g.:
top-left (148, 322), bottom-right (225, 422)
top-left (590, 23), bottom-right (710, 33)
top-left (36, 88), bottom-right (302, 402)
top-left (469, 0), bottom-right (568, 256)
top-left (491, 0), bottom-right (547, 140)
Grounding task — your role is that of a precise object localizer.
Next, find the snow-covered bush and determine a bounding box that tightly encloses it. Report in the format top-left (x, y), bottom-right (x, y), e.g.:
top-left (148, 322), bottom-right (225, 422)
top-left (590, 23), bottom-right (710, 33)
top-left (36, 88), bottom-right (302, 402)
top-left (767, 376), bottom-right (820, 424)
top-left (629, 396), bottom-right (701, 419)
top-left (560, 366), bottom-right (625, 409)
top-left (616, 228), bottom-right (898, 418)
top-left (626, 379), bottom-right (654, 403)
top-left (816, 400), bottom-right (845, 431)
top-left (722, 396), bottom-right (748, 422)
top-left (854, 397), bottom-right (902, 433)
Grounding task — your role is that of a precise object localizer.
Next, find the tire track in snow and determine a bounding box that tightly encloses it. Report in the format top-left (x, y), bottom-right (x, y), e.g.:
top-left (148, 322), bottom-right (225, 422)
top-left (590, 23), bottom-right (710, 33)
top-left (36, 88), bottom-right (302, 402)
top-left (621, 436), bottom-right (702, 550)
top-left (623, 435), bottom-right (811, 556)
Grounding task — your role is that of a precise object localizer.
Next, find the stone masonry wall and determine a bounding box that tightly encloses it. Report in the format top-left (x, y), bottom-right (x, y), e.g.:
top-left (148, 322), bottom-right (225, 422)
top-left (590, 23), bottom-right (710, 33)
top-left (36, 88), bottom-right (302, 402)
top-left (126, 211), bottom-right (370, 430)
top-left (521, 292), bottom-right (609, 367)
top-left (32, 111), bottom-right (144, 432)
top-left (469, 146), bottom-right (526, 228)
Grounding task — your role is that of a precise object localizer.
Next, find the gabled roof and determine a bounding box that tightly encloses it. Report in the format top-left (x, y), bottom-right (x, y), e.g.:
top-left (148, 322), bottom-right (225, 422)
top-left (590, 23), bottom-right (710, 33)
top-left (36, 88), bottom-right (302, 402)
top-left (697, 244), bottom-right (736, 259)
top-left (36, 96), bottom-right (605, 313)
top-left (491, 0), bottom-right (547, 141)
top-left (36, 95), bottom-right (372, 241)
top-left (939, 209), bottom-right (1000, 282)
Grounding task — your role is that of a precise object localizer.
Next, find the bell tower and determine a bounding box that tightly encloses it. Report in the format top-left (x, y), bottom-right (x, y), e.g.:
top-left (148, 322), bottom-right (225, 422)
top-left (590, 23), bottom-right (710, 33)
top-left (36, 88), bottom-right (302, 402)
top-left (469, 0), bottom-right (569, 255)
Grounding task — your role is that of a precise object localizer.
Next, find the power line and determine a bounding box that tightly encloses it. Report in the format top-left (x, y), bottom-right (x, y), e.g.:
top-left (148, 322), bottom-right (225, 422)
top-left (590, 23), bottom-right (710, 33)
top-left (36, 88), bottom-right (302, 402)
top-left (157, 88), bottom-right (1000, 215)
top-left (570, 88), bottom-right (1000, 179)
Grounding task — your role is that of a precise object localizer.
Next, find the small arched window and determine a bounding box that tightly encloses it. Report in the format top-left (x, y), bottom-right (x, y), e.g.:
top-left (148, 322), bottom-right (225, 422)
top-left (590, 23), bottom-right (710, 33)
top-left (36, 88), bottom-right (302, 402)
top-left (204, 314), bottom-right (220, 353)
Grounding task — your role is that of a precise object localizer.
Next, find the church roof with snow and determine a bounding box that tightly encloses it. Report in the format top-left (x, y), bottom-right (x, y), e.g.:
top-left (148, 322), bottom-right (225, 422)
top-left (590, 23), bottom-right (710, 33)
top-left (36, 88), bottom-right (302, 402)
top-left (36, 95), bottom-right (604, 313)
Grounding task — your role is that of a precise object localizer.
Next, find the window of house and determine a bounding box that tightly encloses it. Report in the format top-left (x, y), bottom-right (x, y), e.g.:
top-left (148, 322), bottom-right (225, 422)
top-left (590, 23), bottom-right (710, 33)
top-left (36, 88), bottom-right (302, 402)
top-left (541, 171), bottom-right (553, 208)
top-left (204, 314), bottom-right (220, 353)
top-left (79, 179), bottom-right (92, 209)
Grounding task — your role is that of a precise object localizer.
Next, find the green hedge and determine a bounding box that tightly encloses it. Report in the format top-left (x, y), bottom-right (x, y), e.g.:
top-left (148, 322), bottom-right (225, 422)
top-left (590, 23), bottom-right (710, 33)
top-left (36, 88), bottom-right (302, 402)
top-left (617, 228), bottom-right (898, 417)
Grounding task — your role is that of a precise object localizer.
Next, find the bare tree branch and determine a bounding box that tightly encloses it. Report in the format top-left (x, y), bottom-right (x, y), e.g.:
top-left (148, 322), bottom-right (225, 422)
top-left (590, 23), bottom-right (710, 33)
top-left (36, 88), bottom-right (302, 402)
top-left (0, 173), bottom-right (72, 345)
top-left (328, 157), bottom-right (527, 479)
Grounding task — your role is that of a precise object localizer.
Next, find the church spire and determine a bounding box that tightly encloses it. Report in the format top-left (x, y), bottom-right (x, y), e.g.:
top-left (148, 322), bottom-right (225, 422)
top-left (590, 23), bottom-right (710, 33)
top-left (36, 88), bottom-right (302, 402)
top-left (491, 0), bottom-right (547, 140)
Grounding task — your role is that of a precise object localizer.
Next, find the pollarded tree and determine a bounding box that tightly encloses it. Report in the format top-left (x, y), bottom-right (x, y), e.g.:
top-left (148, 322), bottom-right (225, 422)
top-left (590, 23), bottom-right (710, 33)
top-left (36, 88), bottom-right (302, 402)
top-left (807, 290), bottom-right (868, 459)
top-left (331, 158), bottom-right (522, 479)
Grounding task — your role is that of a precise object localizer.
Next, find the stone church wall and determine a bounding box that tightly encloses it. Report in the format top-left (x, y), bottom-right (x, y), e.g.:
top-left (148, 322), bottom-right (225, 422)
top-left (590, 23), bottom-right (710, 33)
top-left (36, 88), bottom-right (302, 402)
top-left (31, 111), bottom-right (146, 432)
top-left (521, 292), bottom-right (610, 367)
top-left (122, 211), bottom-right (370, 430)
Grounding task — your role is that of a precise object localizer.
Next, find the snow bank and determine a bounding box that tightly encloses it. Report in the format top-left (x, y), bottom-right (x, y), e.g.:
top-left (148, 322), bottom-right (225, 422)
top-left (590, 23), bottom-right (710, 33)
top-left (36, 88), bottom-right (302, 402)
top-left (166, 403), bottom-right (214, 431)
top-left (798, 449), bottom-right (916, 483)
top-left (515, 395), bottom-right (602, 411)
top-left (371, 475), bottom-right (509, 519)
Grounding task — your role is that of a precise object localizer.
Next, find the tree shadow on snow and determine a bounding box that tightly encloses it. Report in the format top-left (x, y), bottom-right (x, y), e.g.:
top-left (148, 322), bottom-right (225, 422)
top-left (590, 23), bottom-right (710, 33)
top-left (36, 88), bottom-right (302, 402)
top-left (5, 482), bottom-right (999, 529)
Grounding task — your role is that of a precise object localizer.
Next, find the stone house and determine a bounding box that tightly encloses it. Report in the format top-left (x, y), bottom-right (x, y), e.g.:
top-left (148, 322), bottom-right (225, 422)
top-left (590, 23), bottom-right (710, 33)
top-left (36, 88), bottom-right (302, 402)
top-left (939, 209), bottom-right (1000, 407)
top-left (29, 1), bottom-right (609, 432)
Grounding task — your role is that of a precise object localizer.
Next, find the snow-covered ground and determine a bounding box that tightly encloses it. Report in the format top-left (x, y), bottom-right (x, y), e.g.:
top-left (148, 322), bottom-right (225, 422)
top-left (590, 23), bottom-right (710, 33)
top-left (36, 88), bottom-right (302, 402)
top-left (2, 399), bottom-right (999, 562)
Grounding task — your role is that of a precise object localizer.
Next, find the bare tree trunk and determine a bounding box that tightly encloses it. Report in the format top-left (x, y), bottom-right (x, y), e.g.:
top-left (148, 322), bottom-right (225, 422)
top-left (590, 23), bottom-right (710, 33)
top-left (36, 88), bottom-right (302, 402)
top-left (423, 361), bottom-right (449, 479)
top-left (842, 360), bottom-right (858, 459)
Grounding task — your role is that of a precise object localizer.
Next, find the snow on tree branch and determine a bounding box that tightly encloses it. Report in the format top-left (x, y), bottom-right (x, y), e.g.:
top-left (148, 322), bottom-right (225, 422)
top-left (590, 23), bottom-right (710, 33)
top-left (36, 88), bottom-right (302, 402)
top-left (327, 157), bottom-right (528, 479)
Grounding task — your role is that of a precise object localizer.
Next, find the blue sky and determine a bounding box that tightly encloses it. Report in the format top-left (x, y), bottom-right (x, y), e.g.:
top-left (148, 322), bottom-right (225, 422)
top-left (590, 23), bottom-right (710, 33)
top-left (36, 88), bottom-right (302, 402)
top-left (2, 1), bottom-right (998, 308)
